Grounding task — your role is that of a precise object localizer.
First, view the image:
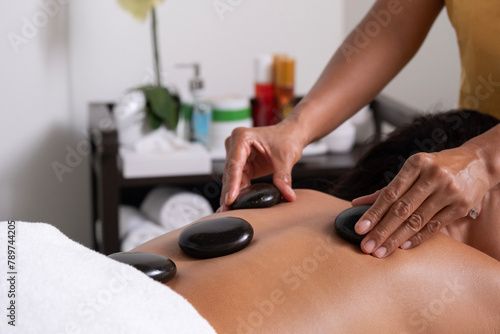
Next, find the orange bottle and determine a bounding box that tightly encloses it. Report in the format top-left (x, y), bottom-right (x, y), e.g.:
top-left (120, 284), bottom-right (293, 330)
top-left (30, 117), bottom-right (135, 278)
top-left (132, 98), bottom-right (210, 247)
top-left (274, 56), bottom-right (295, 120)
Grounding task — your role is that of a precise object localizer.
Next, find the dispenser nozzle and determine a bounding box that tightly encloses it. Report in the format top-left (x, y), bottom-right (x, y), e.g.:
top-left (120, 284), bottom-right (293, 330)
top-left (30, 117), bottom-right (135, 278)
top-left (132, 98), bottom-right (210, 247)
top-left (176, 63), bottom-right (203, 91)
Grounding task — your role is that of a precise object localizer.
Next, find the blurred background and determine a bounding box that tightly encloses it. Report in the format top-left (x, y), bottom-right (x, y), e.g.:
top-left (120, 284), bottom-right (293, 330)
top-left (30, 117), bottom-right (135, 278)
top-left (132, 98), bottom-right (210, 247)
top-left (0, 0), bottom-right (459, 247)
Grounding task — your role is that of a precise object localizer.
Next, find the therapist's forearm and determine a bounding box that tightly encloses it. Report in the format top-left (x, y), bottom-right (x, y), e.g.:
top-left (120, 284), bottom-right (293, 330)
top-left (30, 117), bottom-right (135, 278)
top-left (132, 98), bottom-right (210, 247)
top-left (285, 0), bottom-right (444, 145)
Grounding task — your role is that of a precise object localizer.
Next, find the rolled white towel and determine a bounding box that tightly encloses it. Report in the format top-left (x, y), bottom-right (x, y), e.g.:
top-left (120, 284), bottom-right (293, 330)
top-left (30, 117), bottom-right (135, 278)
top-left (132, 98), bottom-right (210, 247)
top-left (95, 206), bottom-right (164, 249)
top-left (119, 205), bottom-right (155, 240)
top-left (121, 221), bottom-right (167, 252)
top-left (140, 187), bottom-right (213, 232)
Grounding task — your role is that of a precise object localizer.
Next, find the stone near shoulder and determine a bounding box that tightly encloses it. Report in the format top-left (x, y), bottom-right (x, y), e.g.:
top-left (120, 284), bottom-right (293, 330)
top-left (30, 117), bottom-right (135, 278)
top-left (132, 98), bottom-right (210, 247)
top-left (334, 205), bottom-right (370, 245)
top-left (230, 183), bottom-right (282, 210)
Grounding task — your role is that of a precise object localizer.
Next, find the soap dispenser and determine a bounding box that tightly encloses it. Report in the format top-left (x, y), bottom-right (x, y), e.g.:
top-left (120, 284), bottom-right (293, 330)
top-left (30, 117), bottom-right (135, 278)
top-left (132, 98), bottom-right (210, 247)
top-left (177, 63), bottom-right (212, 147)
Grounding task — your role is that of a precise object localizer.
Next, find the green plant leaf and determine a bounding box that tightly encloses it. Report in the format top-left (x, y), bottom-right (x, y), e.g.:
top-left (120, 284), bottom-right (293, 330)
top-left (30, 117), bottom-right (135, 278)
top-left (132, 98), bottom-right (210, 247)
top-left (139, 86), bottom-right (180, 130)
top-left (117, 0), bottom-right (165, 21)
top-left (144, 105), bottom-right (162, 130)
top-left (148, 113), bottom-right (162, 130)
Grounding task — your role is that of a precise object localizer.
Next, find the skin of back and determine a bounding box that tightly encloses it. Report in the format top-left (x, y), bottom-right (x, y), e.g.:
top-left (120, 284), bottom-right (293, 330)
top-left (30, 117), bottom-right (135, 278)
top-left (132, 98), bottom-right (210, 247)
top-left (134, 190), bottom-right (500, 333)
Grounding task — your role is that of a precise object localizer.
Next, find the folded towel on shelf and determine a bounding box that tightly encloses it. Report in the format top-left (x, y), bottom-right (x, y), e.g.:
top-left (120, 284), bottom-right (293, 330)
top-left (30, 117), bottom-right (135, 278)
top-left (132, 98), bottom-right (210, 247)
top-left (119, 128), bottom-right (212, 179)
top-left (0, 221), bottom-right (215, 334)
top-left (140, 187), bottom-right (214, 232)
top-left (133, 127), bottom-right (190, 153)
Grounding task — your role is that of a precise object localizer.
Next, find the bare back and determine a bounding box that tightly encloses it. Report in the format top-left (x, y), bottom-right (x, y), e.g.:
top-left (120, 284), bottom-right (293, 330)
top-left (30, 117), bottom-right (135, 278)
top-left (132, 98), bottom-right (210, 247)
top-left (134, 190), bottom-right (500, 333)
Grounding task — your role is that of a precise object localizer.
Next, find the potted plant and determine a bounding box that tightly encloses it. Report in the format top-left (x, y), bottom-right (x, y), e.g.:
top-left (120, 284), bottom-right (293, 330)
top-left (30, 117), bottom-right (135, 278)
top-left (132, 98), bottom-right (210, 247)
top-left (115, 0), bottom-right (180, 145)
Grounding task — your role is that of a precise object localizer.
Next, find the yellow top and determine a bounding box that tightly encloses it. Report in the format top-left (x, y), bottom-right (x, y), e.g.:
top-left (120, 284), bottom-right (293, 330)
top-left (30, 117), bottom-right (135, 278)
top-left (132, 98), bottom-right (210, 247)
top-left (445, 0), bottom-right (500, 118)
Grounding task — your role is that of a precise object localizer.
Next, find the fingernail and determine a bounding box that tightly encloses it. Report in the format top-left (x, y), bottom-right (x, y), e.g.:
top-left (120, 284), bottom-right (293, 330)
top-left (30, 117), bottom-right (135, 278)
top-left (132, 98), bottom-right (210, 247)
top-left (401, 241), bottom-right (412, 250)
top-left (364, 239), bottom-right (376, 253)
top-left (356, 220), bottom-right (371, 234)
top-left (224, 192), bottom-right (229, 205)
top-left (374, 247), bottom-right (387, 258)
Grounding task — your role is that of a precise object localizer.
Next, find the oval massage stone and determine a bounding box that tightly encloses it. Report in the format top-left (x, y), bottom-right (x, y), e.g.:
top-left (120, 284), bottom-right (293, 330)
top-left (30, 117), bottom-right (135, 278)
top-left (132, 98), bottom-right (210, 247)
top-left (334, 205), bottom-right (371, 245)
top-left (108, 252), bottom-right (177, 283)
top-left (178, 217), bottom-right (254, 259)
top-left (230, 183), bottom-right (282, 210)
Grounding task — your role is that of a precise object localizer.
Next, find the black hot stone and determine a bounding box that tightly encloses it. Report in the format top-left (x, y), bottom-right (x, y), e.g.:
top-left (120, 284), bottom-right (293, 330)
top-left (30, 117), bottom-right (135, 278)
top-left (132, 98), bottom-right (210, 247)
top-left (230, 183), bottom-right (282, 210)
top-left (334, 205), bottom-right (371, 245)
top-left (178, 217), bottom-right (254, 259)
top-left (108, 252), bottom-right (177, 283)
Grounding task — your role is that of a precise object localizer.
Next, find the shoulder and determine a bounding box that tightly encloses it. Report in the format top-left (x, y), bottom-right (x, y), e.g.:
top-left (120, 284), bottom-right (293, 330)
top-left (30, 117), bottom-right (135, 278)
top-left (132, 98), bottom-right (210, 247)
top-left (293, 189), bottom-right (350, 207)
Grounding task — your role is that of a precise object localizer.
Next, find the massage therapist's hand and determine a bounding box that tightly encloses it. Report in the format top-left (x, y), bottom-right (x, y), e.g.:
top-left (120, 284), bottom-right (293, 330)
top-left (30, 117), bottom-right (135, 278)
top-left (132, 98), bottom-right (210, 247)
top-left (219, 120), bottom-right (306, 211)
top-left (352, 144), bottom-right (493, 258)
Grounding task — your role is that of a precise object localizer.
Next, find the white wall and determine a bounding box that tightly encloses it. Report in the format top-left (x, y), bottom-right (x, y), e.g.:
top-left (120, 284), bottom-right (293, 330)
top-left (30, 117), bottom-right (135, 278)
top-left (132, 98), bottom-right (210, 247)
top-left (0, 1), bottom-right (92, 244)
top-left (0, 0), bottom-right (344, 247)
top-left (344, 1), bottom-right (461, 112)
top-left (69, 0), bottom-right (345, 112)
top-left (0, 0), bottom-right (463, 247)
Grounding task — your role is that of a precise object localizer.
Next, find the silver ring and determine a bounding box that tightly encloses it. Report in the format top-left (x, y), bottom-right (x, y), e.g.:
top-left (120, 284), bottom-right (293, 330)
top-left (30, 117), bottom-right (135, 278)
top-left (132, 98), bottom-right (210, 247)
top-left (469, 208), bottom-right (479, 220)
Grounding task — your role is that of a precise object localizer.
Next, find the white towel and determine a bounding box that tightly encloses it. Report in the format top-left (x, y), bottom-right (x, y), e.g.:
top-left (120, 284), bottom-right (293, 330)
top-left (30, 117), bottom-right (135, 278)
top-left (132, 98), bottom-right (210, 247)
top-left (0, 221), bottom-right (216, 334)
top-left (121, 219), bottom-right (167, 252)
top-left (141, 187), bottom-right (213, 232)
top-left (119, 205), bottom-right (155, 239)
top-left (95, 206), bottom-right (168, 249)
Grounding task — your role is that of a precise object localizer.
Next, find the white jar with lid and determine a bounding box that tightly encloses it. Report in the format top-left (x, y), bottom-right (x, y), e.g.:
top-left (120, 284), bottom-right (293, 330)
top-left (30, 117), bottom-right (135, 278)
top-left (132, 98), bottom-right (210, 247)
top-left (209, 96), bottom-right (253, 160)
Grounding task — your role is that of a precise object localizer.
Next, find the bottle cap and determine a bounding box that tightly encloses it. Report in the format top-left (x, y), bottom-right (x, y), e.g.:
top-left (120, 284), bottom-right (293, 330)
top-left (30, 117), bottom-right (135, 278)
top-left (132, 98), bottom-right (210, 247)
top-left (254, 55), bottom-right (273, 84)
top-left (276, 57), bottom-right (295, 87)
top-left (176, 63), bottom-right (204, 91)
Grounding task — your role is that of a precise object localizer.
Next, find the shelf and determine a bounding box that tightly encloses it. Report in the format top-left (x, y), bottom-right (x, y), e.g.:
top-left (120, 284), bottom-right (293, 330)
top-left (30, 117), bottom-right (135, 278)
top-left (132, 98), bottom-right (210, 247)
top-left (118, 147), bottom-right (365, 187)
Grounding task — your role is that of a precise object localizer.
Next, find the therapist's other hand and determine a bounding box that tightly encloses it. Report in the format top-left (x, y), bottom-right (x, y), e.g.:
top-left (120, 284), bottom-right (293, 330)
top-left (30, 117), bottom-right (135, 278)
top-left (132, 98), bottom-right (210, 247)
top-left (219, 121), bottom-right (304, 211)
top-left (352, 144), bottom-right (491, 258)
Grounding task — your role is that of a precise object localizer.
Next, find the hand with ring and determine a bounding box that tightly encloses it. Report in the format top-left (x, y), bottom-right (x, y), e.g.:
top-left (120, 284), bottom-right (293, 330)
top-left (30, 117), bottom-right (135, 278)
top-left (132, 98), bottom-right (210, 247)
top-left (352, 143), bottom-right (492, 258)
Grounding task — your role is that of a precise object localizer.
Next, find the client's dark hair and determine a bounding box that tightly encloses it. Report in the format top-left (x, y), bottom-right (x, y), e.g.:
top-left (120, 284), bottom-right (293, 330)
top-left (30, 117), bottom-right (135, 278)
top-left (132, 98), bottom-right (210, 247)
top-left (329, 109), bottom-right (500, 201)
